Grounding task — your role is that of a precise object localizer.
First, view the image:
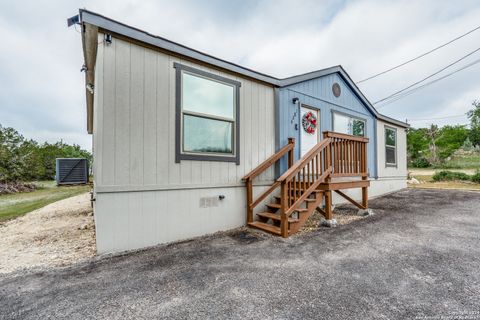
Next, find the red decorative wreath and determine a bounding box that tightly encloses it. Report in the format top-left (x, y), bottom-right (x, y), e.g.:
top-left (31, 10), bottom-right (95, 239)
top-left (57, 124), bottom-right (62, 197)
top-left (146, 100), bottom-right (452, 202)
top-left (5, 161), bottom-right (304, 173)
top-left (302, 111), bottom-right (317, 134)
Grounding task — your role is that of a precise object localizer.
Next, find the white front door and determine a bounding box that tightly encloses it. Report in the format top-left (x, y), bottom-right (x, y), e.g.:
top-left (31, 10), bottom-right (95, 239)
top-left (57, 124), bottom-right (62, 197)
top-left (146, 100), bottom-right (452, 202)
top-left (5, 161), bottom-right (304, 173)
top-left (300, 106), bottom-right (320, 157)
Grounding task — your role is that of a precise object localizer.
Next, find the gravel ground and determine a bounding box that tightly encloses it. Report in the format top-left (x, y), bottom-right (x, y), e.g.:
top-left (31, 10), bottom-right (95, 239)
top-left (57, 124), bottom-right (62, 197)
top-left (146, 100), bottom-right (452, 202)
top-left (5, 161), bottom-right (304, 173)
top-left (0, 193), bottom-right (95, 274)
top-left (1, 189), bottom-right (479, 320)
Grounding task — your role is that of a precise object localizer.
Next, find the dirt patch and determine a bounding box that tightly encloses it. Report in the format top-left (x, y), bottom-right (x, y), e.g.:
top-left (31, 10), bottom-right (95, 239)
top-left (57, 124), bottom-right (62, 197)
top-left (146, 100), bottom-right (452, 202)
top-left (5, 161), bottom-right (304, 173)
top-left (0, 181), bottom-right (36, 195)
top-left (301, 205), bottom-right (365, 232)
top-left (408, 168), bottom-right (477, 176)
top-left (227, 227), bottom-right (271, 243)
top-left (0, 193), bottom-right (95, 274)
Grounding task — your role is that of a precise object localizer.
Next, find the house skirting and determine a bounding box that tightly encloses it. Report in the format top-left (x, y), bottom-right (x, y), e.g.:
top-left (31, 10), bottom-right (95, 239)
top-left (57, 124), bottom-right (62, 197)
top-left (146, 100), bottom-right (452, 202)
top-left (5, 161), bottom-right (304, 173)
top-left (94, 178), bottom-right (406, 254)
top-left (94, 185), bottom-right (271, 254)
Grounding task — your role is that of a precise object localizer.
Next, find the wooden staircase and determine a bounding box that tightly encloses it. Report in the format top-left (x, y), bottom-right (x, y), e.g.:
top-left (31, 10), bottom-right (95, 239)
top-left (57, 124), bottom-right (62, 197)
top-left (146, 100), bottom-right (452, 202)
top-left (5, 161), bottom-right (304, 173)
top-left (249, 189), bottom-right (325, 236)
top-left (243, 131), bottom-right (369, 238)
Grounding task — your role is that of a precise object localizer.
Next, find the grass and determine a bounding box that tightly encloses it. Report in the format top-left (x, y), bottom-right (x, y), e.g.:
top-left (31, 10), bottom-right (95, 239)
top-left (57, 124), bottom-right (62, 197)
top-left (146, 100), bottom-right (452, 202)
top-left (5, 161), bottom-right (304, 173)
top-left (438, 153), bottom-right (480, 169)
top-left (408, 152), bottom-right (480, 171)
top-left (409, 174), bottom-right (480, 191)
top-left (0, 181), bottom-right (90, 222)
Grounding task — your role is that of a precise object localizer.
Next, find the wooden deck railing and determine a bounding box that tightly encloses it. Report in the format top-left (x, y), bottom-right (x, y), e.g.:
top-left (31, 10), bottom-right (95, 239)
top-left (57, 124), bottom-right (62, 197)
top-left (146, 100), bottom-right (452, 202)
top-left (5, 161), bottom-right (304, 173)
top-left (276, 132), bottom-right (368, 236)
top-left (243, 131), bottom-right (369, 237)
top-left (276, 138), bottom-right (333, 236)
top-left (242, 138), bottom-right (295, 224)
top-left (323, 131), bottom-right (369, 178)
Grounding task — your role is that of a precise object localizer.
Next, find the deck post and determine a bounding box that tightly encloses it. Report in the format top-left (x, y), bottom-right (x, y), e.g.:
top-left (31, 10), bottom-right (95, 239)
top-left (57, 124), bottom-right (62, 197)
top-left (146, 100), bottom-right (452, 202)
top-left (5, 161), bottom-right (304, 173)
top-left (280, 183), bottom-right (289, 237)
top-left (287, 137), bottom-right (295, 168)
top-left (246, 178), bottom-right (253, 223)
top-left (361, 139), bottom-right (368, 209)
top-left (362, 186), bottom-right (368, 209)
top-left (324, 190), bottom-right (333, 220)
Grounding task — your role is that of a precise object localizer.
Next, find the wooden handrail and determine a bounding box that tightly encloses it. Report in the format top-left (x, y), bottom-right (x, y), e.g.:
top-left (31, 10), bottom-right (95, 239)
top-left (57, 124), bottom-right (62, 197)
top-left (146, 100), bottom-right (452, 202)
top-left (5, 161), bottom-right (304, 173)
top-left (283, 168), bottom-right (332, 216)
top-left (244, 130), bottom-right (369, 237)
top-left (242, 137), bottom-right (295, 181)
top-left (278, 132), bottom-right (369, 236)
top-left (277, 138), bottom-right (331, 182)
top-left (323, 131), bottom-right (368, 178)
top-left (323, 131), bottom-right (369, 143)
top-left (243, 138), bottom-right (295, 223)
top-left (277, 137), bottom-right (333, 224)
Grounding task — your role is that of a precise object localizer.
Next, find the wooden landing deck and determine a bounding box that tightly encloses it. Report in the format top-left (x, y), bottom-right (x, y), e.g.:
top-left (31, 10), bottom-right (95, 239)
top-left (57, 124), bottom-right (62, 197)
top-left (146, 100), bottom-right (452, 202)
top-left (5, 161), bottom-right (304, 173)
top-left (319, 179), bottom-right (370, 190)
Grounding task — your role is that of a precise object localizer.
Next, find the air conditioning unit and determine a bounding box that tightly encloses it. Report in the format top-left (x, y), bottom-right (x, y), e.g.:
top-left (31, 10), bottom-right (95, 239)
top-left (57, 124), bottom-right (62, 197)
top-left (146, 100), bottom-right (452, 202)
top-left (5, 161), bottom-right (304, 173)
top-left (56, 158), bottom-right (89, 185)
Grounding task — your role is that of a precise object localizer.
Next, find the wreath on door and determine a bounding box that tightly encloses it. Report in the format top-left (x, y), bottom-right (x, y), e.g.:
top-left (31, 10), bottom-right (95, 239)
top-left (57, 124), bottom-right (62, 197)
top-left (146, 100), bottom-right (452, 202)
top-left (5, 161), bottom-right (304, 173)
top-left (302, 111), bottom-right (317, 134)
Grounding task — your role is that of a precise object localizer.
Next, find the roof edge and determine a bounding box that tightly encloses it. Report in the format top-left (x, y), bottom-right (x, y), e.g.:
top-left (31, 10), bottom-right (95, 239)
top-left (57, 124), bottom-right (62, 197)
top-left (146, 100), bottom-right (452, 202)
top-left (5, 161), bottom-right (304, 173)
top-left (79, 9), bottom-right (281, 86)
top-left (77, 9), bottom-right (409, 129)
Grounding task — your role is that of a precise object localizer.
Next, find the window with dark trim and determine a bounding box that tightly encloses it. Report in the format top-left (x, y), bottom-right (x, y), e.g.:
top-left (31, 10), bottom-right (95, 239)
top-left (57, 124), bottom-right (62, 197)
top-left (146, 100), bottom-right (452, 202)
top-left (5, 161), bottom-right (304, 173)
top-left (385, 127), bottom-right (397, 166)
top-left (174, 63), bottom-right (241, 164)
top-left (332, 112), bottom-right (366, 137)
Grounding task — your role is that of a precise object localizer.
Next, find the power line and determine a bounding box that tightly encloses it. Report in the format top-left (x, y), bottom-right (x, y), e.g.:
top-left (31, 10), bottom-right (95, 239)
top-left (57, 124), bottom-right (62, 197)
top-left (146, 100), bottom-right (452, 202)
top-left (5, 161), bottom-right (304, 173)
top-left (357, 24), bottom-right (480, 83)
top-left (377, 58), bottom-right (480, 107)
top-left (376, 58), bottom-right (480, 108)
top-left (373, 47), bottom-right (480, 105)
top-left (408, 114), bottom-right (467, 121)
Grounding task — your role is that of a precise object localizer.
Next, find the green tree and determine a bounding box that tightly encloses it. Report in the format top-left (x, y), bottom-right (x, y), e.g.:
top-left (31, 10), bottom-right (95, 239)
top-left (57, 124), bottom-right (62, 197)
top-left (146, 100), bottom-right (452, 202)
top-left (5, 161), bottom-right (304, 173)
top-left (467, 100), bottom-right (480, 146)
top-left (0, 125), bottom-right (26, 181)
top-left (436, 125), bottom-right (469, 159)
top-left (462, 137), bottom-right (473, 151)
top-left (407, 127), bottom-right (429, 166)
top-left (426, 124), bottom-right (440, 165)
top-left (0, 124), bottom-right (92, 182)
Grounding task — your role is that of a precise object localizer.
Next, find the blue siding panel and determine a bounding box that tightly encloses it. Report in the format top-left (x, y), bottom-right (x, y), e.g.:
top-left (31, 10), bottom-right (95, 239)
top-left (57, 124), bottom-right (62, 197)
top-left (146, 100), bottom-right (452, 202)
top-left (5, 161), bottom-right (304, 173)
top-left (277, 73), bottom-right (378, 178)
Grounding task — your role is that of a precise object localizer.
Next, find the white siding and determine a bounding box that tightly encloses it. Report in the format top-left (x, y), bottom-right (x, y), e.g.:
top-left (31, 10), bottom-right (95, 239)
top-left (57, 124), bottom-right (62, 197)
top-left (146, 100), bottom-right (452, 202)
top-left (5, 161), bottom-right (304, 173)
top-left (92, 35), bottom-right (276, 253)
top-left (94, 185), bottom-right (271, 253)
top-left (376, 120), bottom-right (408, 178)
top-left (94, 35), bottom-right (276, 192)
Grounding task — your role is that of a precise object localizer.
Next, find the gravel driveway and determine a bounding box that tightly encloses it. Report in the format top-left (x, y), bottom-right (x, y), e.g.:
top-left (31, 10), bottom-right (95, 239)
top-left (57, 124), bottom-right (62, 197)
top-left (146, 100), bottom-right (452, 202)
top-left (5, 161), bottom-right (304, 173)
top-left (0, 193), bottom-right (95, 274)
top-left (1, 189), bottom-right (479, 320)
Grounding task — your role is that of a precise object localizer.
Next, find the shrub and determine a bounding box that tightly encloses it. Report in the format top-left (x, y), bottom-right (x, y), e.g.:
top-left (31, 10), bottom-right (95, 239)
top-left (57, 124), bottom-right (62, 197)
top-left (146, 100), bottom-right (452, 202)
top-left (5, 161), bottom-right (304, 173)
top-left (432, 170), bottom-right (470, 182)
top-left (471, 171), bottom-right (480, 183)
top-left (411, 157), bottom-right (430, 168)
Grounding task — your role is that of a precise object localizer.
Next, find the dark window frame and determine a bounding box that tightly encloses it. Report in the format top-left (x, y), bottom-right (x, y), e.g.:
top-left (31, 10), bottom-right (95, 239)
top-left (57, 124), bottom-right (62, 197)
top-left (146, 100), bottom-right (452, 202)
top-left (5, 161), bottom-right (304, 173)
top-left (385, 126), bottom-right (397, 167)
top-left (174, 63), bottom-right (241, 165)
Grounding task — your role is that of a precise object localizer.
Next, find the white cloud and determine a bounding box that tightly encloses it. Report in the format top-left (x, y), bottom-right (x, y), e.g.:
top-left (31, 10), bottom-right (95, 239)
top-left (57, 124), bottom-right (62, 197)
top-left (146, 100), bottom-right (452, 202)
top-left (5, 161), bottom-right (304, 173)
top-left (1, 0), bottom-right (479, 151)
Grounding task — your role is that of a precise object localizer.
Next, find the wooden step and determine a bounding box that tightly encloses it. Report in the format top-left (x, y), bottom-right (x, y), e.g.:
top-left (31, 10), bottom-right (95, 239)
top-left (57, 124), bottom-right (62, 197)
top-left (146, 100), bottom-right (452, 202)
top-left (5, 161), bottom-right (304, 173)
top-left (248, 221), bottom-right (282, 235)
top-left (274, 195), bottom-right (318, 202)
top-left (288, 189), bottom-right (324, 194)
top-left (266, 203), bottom-right (281, 210)
top-left (257, 212), bottom-right (299, 223)
top-left (319, 180), bottom-right (370, 190)
top-left (266, 203), bottom-right (307, 212)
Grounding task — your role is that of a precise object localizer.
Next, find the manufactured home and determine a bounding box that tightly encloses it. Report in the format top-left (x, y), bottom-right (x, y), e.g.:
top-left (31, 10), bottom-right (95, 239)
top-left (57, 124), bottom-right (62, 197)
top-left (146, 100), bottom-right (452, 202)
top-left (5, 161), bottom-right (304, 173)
top-left (76, 10), bottom-right (408, 253)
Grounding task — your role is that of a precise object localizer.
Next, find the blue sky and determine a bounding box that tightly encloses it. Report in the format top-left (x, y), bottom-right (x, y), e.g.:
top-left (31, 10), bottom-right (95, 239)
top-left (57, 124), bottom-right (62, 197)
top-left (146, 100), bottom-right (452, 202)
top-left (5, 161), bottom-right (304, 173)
top-left (1, 0), bottom-right (480, 151)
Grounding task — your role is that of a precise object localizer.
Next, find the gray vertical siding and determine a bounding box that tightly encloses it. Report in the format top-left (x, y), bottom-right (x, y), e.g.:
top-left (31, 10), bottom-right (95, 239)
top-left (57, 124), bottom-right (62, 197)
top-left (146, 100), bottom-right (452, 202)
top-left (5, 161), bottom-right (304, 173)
top-left (277, 73), bottom-right (377, 177)
top-left (94, 36), bottom-right (276, 192)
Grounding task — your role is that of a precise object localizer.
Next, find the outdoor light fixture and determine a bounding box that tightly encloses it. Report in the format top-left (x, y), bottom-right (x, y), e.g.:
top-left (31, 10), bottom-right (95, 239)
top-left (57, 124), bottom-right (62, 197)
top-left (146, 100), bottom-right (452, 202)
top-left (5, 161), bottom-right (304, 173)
top-left (67, 15), bottom-right (80, 27)
top-left (292, 97), bottom-right (299, 104)
top-left (105, 34), bottom-right (113, 45)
